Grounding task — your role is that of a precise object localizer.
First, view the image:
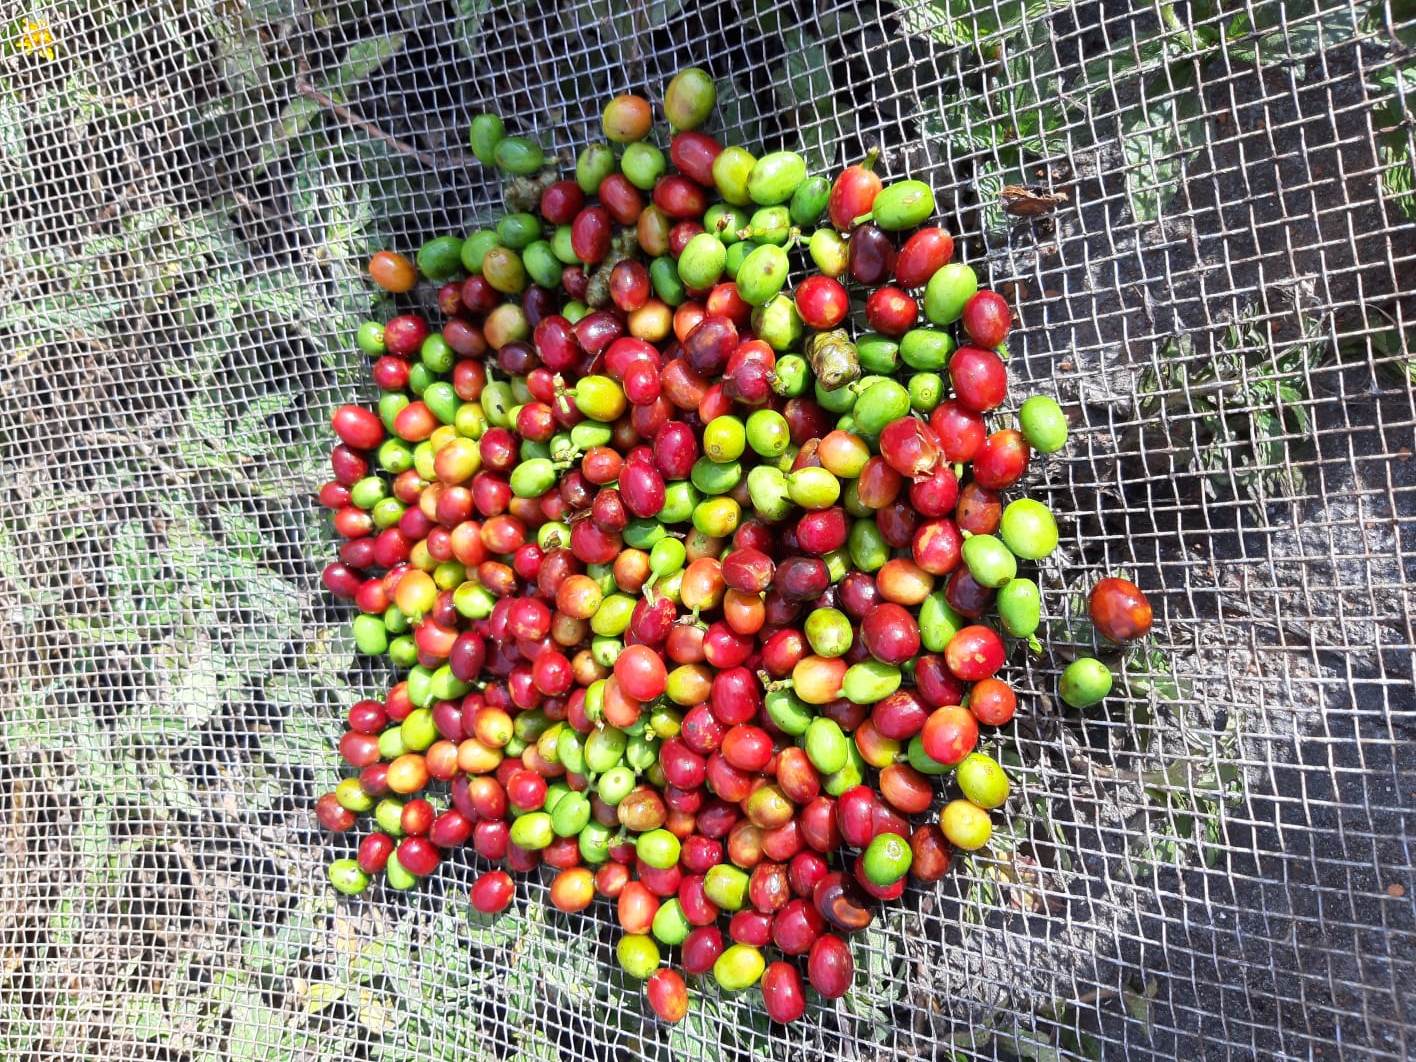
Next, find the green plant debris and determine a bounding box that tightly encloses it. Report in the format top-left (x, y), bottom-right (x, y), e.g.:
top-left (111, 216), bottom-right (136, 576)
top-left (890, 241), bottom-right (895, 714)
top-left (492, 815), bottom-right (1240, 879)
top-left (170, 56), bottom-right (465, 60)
top-left (1138, 298), bottom-right (1327, 502)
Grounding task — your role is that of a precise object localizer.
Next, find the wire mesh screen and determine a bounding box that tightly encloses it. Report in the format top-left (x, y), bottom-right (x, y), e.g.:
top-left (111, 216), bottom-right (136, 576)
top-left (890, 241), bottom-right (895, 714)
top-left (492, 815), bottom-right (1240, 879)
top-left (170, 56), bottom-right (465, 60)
top-left (0, 0), bottom-right (1412, 1058)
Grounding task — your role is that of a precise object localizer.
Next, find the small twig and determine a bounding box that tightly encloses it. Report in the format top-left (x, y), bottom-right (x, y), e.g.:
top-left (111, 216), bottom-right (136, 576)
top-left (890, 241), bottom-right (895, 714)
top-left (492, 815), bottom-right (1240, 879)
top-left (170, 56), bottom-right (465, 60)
top-left (231, 190), bottom-right (278, 221)
top-left (1067, 743), bottom-right (1219, 791)
top-left (294, 64), bottom-right (475, 172)
top-left (1068, 753), bottom-right (1141, 784)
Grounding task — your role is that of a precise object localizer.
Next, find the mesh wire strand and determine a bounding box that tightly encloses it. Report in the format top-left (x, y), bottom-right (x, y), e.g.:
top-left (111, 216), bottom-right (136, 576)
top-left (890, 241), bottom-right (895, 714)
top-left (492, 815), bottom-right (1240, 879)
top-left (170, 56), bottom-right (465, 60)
top-left (0, 0), bottom-right (1412, 1058)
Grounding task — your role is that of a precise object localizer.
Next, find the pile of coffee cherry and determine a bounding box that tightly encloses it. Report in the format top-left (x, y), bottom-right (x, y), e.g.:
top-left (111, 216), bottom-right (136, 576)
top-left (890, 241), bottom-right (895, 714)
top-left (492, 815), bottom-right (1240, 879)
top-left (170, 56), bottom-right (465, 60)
top-left (317, 67), bottom-right (1155, 1024)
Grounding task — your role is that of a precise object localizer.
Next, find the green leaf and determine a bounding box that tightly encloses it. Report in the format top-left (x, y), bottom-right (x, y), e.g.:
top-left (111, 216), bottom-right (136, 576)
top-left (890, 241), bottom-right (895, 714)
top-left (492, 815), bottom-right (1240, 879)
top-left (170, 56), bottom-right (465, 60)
top-left (1219, 3), bottom-right (1362, 65)
top-left (260, 33), bottom-right (406, 169)
top-left (923, 18), bottom-right (1067, 166)
top-left (775, 28), bottom-right (853, 172)
top-left (228, 989), bottom-right (295, 1060)
top-left (1121, 979), bottom-right (1156, 1030)
top-left (112, 992), bottom-right (172, 1040)
top-left (577, 0), bottom-right (685, 75)
top-left (844, 920), bottom-right (907, 1040)
top-left (452, 0), bottom-right (496, 60)
top-left (1078, 28), bottom-right (1183, 95)
top-left (0, 93), bottom-right (25, 169)
top-left (715, 76), bottom-right (767, 152)
top-left (898, 0), bottom-right (1068, 46)
top-left (1374, 66), bottom-right (1416, 220)
top-left (1120, 66), bottom-right (1207, 223)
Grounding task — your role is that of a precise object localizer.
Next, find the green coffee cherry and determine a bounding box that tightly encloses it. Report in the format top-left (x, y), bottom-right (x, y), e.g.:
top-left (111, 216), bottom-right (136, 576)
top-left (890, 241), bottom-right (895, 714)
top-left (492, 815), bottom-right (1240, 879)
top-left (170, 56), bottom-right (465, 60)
top-left (872, 180), bottom-right (935, 229)
top-left (713, 944), bottom-right (765, 991)
top-left (997, 578), bottom-right (1042, 639)
top-left (999, 499), bottom-right (1059, 560)
top-left (961, 534), bottom-right (1017, 588)
top-left (493, 135), bottom-right (544, 175)
top-left (1020, 395), bottom-right (1069, 453)
top-left (468, 113), bottom-right (505, 164)
top-left (1060, 657), bottom-right (1113, 708)
top-left (924, 263), bottom-right (979, 325)
top-left (804, 717), bottom-right (848, 774)
top-left (747, 151), bottom-right (807, 205)
top-left (617, 934), bottom-right (660, 979)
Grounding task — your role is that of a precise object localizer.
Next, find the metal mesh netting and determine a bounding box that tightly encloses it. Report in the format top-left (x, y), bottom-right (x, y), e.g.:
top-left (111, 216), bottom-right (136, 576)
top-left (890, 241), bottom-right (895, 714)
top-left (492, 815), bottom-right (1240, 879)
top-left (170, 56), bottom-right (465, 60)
top-left (0, 0), bottom-right (1412, 1058)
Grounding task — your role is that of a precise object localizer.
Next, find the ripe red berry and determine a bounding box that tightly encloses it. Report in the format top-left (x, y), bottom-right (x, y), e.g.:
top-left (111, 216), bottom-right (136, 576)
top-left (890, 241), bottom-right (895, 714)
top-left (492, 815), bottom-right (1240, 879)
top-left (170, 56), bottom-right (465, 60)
top-left (864, 286), bottom-right (918, 336)
top-left (794, 275), bottom-right (850, 329)
top-left (962, 290), bottom-right (1012, 348)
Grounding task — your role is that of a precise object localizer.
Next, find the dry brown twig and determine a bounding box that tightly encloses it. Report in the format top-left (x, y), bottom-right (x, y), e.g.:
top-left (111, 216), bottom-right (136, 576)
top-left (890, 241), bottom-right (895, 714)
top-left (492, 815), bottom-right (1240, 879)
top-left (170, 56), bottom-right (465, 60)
top-left (293, 61), bottom-right (476, 172)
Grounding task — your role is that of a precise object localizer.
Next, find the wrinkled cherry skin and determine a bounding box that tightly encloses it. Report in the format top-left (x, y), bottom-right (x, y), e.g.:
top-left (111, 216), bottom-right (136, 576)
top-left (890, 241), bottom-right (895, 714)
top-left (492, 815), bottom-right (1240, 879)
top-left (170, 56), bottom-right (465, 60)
top-left (1089, 577), bottom-right (1154, 641)
top-left (878, 418), bottom-right (941, 478)
top-left (722, 547), bottom-right (775, 593)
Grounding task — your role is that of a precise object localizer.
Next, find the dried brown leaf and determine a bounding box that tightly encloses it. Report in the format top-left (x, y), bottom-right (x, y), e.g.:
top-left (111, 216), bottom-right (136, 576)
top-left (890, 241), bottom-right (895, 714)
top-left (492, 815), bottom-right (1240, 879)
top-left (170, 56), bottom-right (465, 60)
top-left (1000, 184), bottom-right (1069, 217)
